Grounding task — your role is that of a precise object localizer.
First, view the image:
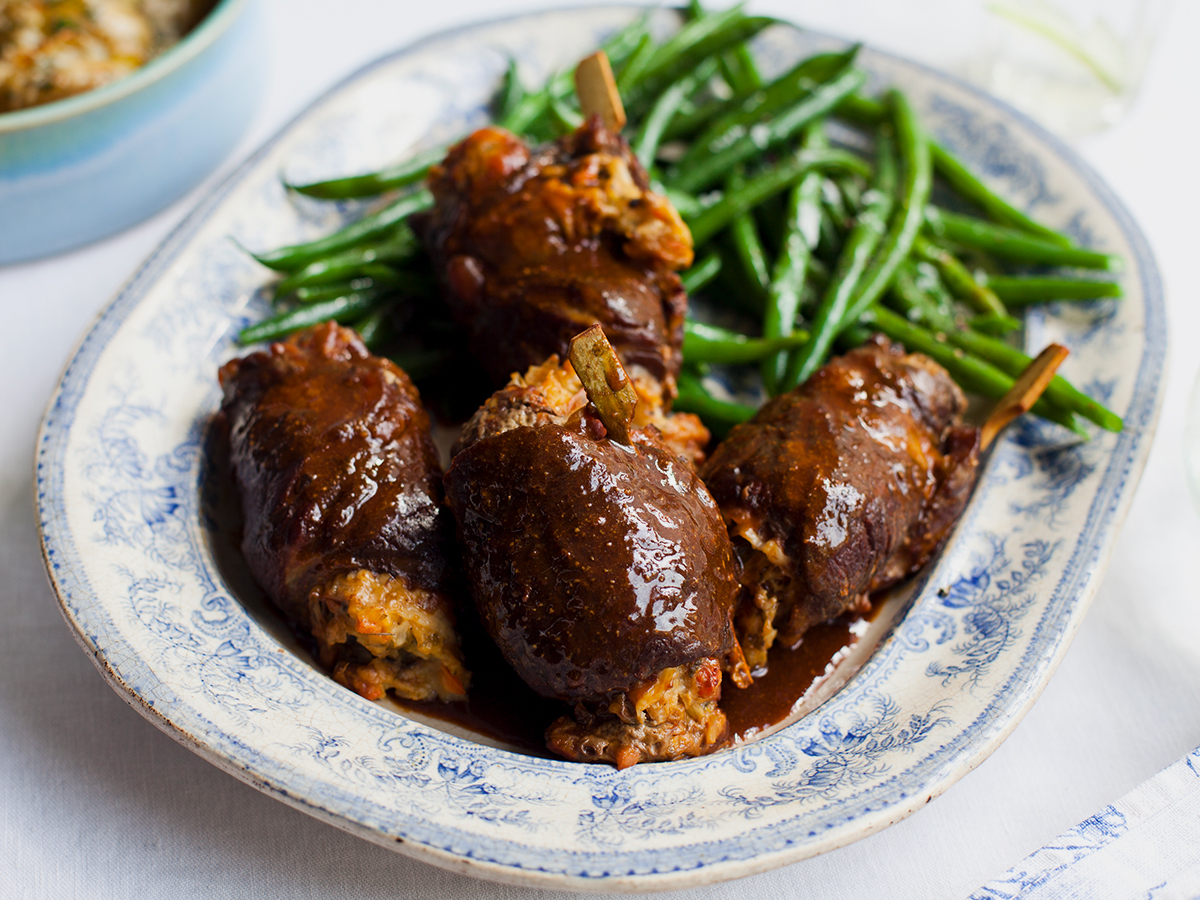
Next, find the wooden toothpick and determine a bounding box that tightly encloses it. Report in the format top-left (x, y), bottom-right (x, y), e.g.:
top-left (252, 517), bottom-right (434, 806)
top-left (980, 343), bottom-right (1070, 450)
top-left (568, 325), bottom-right (638, 444)
top-left (574, 50), bottom-right (627, 132)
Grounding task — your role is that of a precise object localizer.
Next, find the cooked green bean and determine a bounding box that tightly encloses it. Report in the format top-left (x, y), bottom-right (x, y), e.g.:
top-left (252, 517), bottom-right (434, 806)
top-left (671, 66), bottom-right (867, 193)
top-left (726, 168), bottom-right (771, 306)
top-left (836, 89), bottom-right (933, 331)
top-left (547, 96), bottom-right (583, 135)
top-left (276, 262), bottom-right (400, 298)
top-left (912, 233), bottom-right (1006, 316)
top-left (719, 39), bottom-right (763, 94)
top-left (615, 32), bottom-right (656, 96)
top-left (784, 132), bottom-right (896, 389)
top-left (272, 231), bottom-right (419, 295)
top-left (968, 312), bottom-right (1022, 336)
top-left (673, 370), bottom-right (757, 435)
top-left (624, 9), bottom-right (774, 114)
top-left (984, 275), bottom-right (1124, 304)
top-left (888, 270), bottom-right (1122, 432)
top-left (294, 280), bottom-right (373, 304)
top-left (286, 147), bottom-right (444, 200)
top-left (762, 127), bottom-right (825, 395)
top-left (836, 93), bottom-right (1075, 248)
top-left (251, 190), bottom-right (433, 272)
top-left (678, 46), bottom-right (859, 174)
top-left (239, 290), bottom-right (386, 344)
top-left (683, 320), bottom-right (810, 364)
top-left (686, 147), bottom-right (872, 245)
top-left (495, 57), bottom-right (526, 125)
top-left (930, 143), bottom-right (1073, 247)
top-left (681, 251), bottom-right (722, 294)
top-left (502, 11), bottom-right (651, 135)
top-left (352, 307), bottom-right (391, 349)
top-left (925, 206), bottom-right (1120, 270)
top-left (632, 58), bottom-right (719, 169)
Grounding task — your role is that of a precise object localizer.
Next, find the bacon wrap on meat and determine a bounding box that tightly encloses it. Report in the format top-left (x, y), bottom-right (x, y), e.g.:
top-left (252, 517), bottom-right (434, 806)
top-left (417, 115), bottom-right (693, 402)
top-left (701, 336), bottom-right (981, 672)
top-left (218, 323), bottom-right (469, 702)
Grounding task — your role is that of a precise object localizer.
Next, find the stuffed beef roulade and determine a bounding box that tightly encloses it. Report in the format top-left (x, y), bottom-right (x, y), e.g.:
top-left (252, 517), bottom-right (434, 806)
top-left (443, 327), bottom-right (749, 768)
top-left (417, 115), bottom-right (693, 409)
top-left (701, 336), bottom-right (981, 673)
top-left (218, 322), bottom-right (469, 702)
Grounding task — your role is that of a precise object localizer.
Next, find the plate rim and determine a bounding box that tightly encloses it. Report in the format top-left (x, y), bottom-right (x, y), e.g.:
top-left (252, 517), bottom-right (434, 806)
top-left (34, 4), bottom-right (1166, 892)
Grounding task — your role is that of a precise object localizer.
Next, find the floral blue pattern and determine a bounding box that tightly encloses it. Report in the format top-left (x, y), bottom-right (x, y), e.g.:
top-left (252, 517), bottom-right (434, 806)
top-left (34, 6), bottom-right (1165, 892)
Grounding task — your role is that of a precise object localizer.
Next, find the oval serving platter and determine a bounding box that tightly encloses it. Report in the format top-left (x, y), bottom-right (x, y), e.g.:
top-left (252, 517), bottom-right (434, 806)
top-left (36, 6), bottom-right (1164, 893)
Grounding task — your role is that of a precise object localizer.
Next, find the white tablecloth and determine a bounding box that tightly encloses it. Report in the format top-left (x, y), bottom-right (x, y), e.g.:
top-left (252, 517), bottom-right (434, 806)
top-left (4, 2), bottom-right (1199, 897)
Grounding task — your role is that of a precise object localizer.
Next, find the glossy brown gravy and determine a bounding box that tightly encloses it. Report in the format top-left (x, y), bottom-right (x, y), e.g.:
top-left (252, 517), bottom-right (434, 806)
top-left (393, 613), bottom-right (863, 755)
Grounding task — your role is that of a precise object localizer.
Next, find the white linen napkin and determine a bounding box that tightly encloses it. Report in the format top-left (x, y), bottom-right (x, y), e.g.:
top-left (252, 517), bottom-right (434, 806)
top-left (969, 747), bottom-right (1200, 899)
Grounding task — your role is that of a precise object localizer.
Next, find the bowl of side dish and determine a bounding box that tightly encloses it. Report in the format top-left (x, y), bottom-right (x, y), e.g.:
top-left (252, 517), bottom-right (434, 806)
top-left (0, 0), bottom-right (264, 264)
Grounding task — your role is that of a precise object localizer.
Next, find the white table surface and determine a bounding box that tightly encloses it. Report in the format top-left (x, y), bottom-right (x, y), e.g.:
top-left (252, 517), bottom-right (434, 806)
top-left (4, 2), bottom-right (1199, 897)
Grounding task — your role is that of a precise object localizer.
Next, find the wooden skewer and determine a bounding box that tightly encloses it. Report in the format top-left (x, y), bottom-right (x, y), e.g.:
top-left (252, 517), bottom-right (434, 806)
top-left (569, 325), bottom-right (638, 444)
top-left (980, 343), bottom-right (1071, 450)
top-left (574, 50), bottom-right (627, 132)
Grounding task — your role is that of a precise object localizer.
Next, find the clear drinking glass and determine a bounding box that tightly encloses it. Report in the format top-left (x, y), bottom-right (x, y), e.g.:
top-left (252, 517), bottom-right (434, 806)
top-left (967, 0), bottom-right (1172, 137)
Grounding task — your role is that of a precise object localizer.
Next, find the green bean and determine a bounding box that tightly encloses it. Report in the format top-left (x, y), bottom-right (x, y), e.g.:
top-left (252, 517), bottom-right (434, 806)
top-left (716, 243), bottom-right (765, 315)
top-left (547, 96), bottom-right (583, 135)
top-left (686, 147), bottom-right (872, 245)
top-left (239, 291), bottom-right (386, 344)
top-left (295, 280), bottom-right (373, 304)
top-left (726, 168), bottom-right (771, 306)
top-left (836, 93), bottom-right (1076, 248)
top-left (661, 52), bottom-right (858, 143)
top-left (624, 9), bottom-right (774, 114)
top-left (671, 66), bottom-right (868, 193)
top-left (718, 39), bottom-right (763, 94)
top-left (784, 133), bottom-right (896, 389)
top-left (659, 184), bottom-right (708, 219)
top-left (912, 233), bottom-right (1006, 316)
top-left (615, 32), bottom-right (656, 96)
top-left (969, 312), bottom-right (1022, 336)
top-left (887, 270), bottom-right (1121, 431)
top-left (762, 127), bottom-right (825, 395)
top-left (286, 147), bottom-right (443, 200)
top-left (502, 11), bottom-right (651, 135)
top-left (352, 307), bottom-right (391, 349)
top-left (632, 58), bottom-right (719, 169)
top-left (925, 206), bottom-right (1120, 270)
top-left (251, 190), bottom-right (433, 272)
top-left (681, 251), bottom-right (722, 294)
top-left (930, 143), bottom-right (1073, 247)
top-left (837, 89), bottom-right (933, 330)
top-left (683, 320), bottom-right (810, 364)
top-left (678, 46), bottom-right (859, 176)
top-left (984, 275), bottom-right (1123, 304)
top-left (276, 262), bottom-right (400, 297)
top-left (673, 370), bottom-right (757, 436)
top-left (272, 231), bottom-right (420, 295)
top-left (495, 57), bottom-right (526, 125)
top-left (863, 306), bottom-right (1086, 437)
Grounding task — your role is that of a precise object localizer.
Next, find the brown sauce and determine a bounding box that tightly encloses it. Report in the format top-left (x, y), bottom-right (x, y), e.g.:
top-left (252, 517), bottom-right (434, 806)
top-left (394, 611), bottom-right (864, 754)
top-left (722, 617), bottom-right (859, 742)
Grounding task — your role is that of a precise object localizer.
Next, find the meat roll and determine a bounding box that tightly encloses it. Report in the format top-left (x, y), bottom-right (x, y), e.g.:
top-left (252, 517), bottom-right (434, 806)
top-left (444, 355), bottom-right (748, 768)
top-left (417, 115), bottom-right (693, 405)
top-left (701, 336), bottom-right (981, 672)
top-left (218, 322), bottom-right (469, 702)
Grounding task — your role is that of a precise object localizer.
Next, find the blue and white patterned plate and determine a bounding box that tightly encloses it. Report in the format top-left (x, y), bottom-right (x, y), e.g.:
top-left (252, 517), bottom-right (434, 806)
top-left (35, 6), bottom-right (1164, 892)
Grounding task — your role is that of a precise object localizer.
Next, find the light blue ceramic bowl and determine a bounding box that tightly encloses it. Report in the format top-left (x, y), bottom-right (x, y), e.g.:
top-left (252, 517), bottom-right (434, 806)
top-left (0, 0), bottom-right (264, 265)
